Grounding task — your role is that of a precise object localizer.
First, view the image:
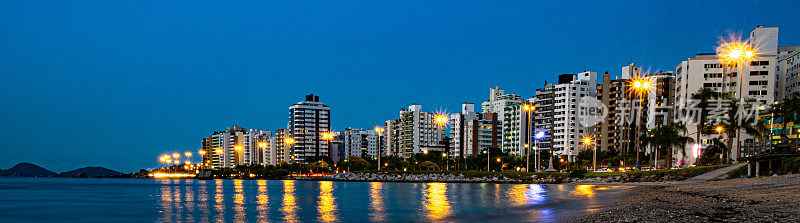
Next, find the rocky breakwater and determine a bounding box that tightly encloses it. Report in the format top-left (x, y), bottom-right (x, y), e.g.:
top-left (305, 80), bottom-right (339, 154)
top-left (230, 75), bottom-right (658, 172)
top-left (324, 172), bottom-right (564, 184)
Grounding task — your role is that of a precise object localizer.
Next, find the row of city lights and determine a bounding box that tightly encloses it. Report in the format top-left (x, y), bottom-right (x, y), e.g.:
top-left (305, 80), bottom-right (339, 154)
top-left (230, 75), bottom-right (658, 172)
top-left (154, 39), bottom-right (755, 170)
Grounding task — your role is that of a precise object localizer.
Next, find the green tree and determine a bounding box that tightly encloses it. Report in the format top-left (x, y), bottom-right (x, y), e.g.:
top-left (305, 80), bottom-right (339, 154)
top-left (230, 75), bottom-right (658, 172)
top-left (419, 161), bottom-right (440, 170)
top-left (307, 160), bottom-right (330, 173)
top-left (342, 156), bottom-right (370, 171)
top-left (641, 123), bottom-right (694, 168)
top-left (721, 97), bottom-right (764, 162)
top-left (691, 88), bottom-right (719, 144)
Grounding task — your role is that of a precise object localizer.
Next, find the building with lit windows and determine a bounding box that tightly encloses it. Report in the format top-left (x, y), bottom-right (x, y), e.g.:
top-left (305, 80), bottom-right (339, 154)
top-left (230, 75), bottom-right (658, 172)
top-left (674, 25), bottom-right (778, 164)
top-left (289, 94), bottom-right (331, 164)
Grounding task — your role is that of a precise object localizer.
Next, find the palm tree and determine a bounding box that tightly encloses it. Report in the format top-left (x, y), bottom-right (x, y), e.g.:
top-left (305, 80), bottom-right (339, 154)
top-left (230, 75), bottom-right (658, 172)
top-left (641, 123), bottom-right (695, 169)
top-left (721, 97), bottom-right (764, 163)
top-left (691, 88), bottom-right (719, 145)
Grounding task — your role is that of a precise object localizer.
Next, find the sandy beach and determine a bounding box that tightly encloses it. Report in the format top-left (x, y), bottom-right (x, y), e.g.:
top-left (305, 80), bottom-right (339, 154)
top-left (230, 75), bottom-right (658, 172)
top-left (571, 174), bottom-right (800, 222)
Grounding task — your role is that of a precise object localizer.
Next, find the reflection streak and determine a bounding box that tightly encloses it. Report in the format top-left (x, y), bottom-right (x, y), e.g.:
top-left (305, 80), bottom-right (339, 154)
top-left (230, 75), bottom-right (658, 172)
top-left (369, 182), bottom-right (385, 222)
top-left (233, 179), bottom-right (245, 223)
top-left (424, 183), bottom-right (451, 220)
top-left (214, 179), bottom-right (225, 222)
top-left (317, 181), bottom-right (338, 222)
top-left (256, 180), bottom-right (269, 222)
top-left (281, 180), bottom-right (298, 223)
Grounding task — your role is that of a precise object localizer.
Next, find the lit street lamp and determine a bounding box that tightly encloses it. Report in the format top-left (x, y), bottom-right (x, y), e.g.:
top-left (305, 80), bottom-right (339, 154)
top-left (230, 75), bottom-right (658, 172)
top-left (523, 103), bottom-right (535, 172)
top-left (374, 126), bottom-right (385, 170)
top-left (434, 113), bottom-right (448, 161)
top-left (583, 136), bottom-right (595, 171)
top-left (716, 38), bottom-right (755, 162)
top-left (284, 137), bottom-right (295, 162)
top-left (630, 76), bottom-right (653, 170)
top-left (321, 132), bottom-right (334, 161)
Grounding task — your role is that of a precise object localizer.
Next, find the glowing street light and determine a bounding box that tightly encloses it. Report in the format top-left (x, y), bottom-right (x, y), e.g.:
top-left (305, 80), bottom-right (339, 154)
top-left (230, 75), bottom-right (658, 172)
top-left (199, 150), bottom-right (206, 155)
top-left (583, 135), bottom-right (596, 171)
top-left (284, 137), bottom-right (295, 145)
top-left (284, 137), bottom-right (295, 162)
top-left (629, 76), bottom-right (653, 170)
top-left (582, 136), bottom-right (593, 146)
top-left (715, 126), bottom-right (724, 134)
top-left (185, 152), bottom-right (192, 157)
top-left (522, 103), bottom-right (535, 172)
top-left (258, 142), bottom-right (268, 148)
top-left (172, 153), bottom-right (180, 159)
top-left (717, 37), bottom-right (756, 162)
top-left (717, 40), bottom-right (756, 66)
top-left (375, 126), bottom-right (385, 170)
top-left (234, 145), bottom-right (243, 151)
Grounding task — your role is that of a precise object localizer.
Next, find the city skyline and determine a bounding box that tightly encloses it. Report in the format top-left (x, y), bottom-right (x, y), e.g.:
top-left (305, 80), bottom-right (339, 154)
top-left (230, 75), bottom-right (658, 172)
top-left (3, 1), bottom-right (800, 172)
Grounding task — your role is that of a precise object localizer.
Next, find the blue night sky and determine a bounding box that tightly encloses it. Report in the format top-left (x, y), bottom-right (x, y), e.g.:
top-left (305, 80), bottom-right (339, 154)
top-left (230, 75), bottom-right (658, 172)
top-left (1, 1), bottom-right (799, 172)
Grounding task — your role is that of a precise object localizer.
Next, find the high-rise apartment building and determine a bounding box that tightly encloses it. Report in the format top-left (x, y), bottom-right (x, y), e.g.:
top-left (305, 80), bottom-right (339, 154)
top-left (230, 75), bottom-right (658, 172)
top-left (777, 46), bottom-right (800, 99)
top-left (552, 71), bottom-right (598, 161)
top-left (674, 25), bottom-right (778, 164)
top-left (200, 125), bottom-right (263, 169)
top-left (449, 103), bottom-right (500, 158)
top-left (273, 129), bottom-right (292, 164)
top-left (343, 128), bottom-right (381, 158)
top-left (385, 104), bottom-right (443, 157)
top-left (289, 94), bottom-right (331, 164)
top-left (502, 97), bottom-right (534, 155)
top-left (243, 129), bottom-right (272, 165)
top-left (533, 84), bottom-right (555, 151)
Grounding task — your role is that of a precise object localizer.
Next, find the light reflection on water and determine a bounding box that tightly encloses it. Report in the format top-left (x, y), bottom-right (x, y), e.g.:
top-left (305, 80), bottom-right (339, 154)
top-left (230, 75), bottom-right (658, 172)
top-left (233, 179), bottom-right (245, 222)
top-left (147, 179), bottom-right (628, 222)
top-left (424, 182), bottom-right (452, 220)
top-left (317, 181), bottom-right (338, 222)
top-left (281, 180), bottom-right (298, 223)
top-left (369, 182), bottom-right (385, 222)
top-left (256, 180), bottom-right (268, 222)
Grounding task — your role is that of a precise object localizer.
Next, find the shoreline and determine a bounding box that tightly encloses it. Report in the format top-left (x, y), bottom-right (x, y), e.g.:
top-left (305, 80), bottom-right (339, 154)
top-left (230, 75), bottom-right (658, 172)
top-left (570, 174), bottom-right (800, 222)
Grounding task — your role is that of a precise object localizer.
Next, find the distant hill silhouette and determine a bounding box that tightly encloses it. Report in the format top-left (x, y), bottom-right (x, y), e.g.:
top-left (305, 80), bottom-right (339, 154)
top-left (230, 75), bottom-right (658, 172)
top-left (57, 167), bottom-right (123, 178)
top-left (0, 162), bottom-right (56, 177)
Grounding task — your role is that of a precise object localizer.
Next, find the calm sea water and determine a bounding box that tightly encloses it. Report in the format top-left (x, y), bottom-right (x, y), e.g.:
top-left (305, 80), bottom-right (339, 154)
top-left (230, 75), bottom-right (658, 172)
top-left (0, 178), bottom-right (627, 222)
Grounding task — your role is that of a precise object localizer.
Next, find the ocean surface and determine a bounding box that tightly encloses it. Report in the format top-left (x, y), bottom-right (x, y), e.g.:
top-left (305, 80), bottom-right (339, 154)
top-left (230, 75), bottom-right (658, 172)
top-left (0, 178), bottom-right (628, 222)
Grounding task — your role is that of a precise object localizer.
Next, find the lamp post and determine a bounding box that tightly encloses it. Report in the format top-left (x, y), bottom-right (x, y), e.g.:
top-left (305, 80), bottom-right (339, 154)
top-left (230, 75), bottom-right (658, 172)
top-left (534, 131), bottom-right (549, 171)
top-left (716, 39), bottom-right (755, 163)
top-left (484, 150), bottom-right (490, 172)
top-left (258, 141), bottom-right (267, 164)
top-left (523, 104), bottom-right (534, 172)
top-left (374, 126), bottom-right (385, 170)
top-left (442, 153), bottom-right (448, 171)
top-left (321, 132), bottom-right (334, 165)
top-left (631, 77), bottom-right (652, 170)
top-left (435, 114), bottom-right (448, 169)
top-left (284, 137), bottom-right (295, 163)
top-left (583, 136), bottom-right (594, 171)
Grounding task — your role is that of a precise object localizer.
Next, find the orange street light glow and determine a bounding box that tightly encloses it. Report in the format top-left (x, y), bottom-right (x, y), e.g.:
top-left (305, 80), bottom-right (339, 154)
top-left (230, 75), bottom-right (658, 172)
top-left (374, 126), bottom-right (385, 133)
top-left (215, 148), bottom-right (223, 154)
top-left (715, 126), bottom-right (724, 134)
top-left (258, 142), bottom-right (268, 148)
top-left (185, 152), bottom-right (192, 157)
top-left (583, 136), bottom-right (593, 146)
top-left (717, 39), bottom-right (756, 66)
top-left (321, 132), bottom-right (334, 141)
top-left (284, 137), bottom-right (295, 145)
top-left (435, 114), bottom-right (448, 125)
top-left (234, 145), bottom-right (243, 151)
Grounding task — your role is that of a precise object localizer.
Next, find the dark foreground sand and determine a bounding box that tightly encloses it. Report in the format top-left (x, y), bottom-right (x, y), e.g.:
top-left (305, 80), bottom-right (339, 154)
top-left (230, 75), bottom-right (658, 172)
top-left (571, 174), bottom-right (800, 222)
